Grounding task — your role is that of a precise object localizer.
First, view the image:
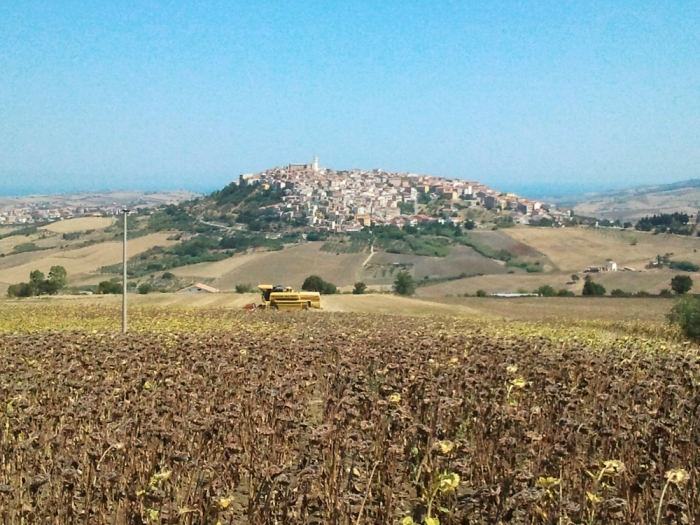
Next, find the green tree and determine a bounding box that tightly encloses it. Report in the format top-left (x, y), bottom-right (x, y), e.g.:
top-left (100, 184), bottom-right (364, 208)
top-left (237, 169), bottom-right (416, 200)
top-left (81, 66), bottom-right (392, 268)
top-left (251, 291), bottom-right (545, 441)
top-left (138, 283), bottom-right (153, 294)
top-left (671, 275), bottom-right (693, 295)
top-left (301, 275), bottom-right (337, 295)
top-left (235, 283), bottom-right (253, 293)
top-left (29, 270), bottom-right (45, 291)
top-left (37, 265), bottom-right (67, 295)
top-left (475, 289), bottom-right (487, 297)
top-left (394, 271), bottom-right (416, 296)
top-left (48, 266), bottom-right (67, 287)
top-left (582, 275), bottom-right (606, 296)
top-left (7, 282), bottom-right (33, 298)
top-left (98, 281), bottom-right (122, 294)
top-left (352, 282), bottom-right (367, 295)
top-left (668, 295), bottom-right (700, 340)
top-left (536, 285), bottom-right (556, 297)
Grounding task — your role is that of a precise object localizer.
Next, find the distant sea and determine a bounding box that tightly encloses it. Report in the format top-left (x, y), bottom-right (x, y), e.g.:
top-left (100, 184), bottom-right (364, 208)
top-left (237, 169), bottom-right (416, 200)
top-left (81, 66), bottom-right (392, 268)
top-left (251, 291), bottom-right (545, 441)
top-left (502, 181), bottom-right (629, 200)
top-left (0, 182), bottom-right (212, 198)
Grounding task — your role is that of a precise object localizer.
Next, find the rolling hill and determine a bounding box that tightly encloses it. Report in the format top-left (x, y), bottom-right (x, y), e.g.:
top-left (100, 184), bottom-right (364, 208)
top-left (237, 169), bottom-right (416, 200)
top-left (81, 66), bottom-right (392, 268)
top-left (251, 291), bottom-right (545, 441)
top-left (565, 179), bottom-right (700, 222)
top-left (5, 175), bottom-right (700, 300)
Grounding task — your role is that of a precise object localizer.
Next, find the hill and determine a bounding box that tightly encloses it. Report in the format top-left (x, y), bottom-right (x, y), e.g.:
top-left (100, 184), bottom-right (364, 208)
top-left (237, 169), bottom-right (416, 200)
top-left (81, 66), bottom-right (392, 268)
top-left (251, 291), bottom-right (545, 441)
top-left (564, 179), bottom-right (700, 222)
top-left (6, 169), bottom-right (700, 299)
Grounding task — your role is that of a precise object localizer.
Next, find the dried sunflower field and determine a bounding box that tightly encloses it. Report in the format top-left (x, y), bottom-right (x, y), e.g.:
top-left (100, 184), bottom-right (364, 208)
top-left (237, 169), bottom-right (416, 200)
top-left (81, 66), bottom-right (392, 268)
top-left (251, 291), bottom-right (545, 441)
top-left (0, 304), bottom-right (699, 524)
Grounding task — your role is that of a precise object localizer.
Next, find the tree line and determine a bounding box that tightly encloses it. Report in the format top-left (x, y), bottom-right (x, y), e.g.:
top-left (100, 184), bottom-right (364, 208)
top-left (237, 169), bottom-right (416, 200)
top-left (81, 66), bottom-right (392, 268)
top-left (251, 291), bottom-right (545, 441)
top-left (7, 266), bottom-right (67, 297)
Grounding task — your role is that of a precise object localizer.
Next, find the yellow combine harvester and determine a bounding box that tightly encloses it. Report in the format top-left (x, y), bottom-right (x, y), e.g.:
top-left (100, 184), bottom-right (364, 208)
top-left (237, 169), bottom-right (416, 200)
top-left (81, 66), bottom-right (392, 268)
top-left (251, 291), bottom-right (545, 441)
top-left (253, 284), bottom-right (321, 311)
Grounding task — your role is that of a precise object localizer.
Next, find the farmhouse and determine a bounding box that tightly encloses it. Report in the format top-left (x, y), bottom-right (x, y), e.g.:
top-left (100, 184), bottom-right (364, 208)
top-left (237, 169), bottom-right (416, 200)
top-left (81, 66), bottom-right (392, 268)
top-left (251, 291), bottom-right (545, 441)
top-left (177, 283), bottom-right (220, 294)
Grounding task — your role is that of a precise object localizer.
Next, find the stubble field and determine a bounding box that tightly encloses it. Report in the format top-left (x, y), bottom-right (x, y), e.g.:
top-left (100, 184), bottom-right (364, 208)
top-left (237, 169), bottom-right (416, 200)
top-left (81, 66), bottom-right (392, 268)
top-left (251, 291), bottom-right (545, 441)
top-left (0, 304), bottom-right (698, 524)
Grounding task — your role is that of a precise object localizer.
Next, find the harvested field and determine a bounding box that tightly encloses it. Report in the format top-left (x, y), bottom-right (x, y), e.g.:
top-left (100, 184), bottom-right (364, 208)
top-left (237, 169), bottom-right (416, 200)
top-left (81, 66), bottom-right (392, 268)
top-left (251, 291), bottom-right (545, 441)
top-left (466, 230), bottom-right (544, 259)
top-left (40, 216), bottom-right (115, 234)
top-left (366, 245), bottom-right (506, 283)
top-left (0, 305), bottom-right (696, 523)
top-left (0, 233), bottom-right (176, 287)
top-left (430, 296), bottom-right (674, 323)
top-left (416, 272), bottom-right (578, 297)
top-left (0, 234), bottom-right (40, 255)
top-left (416, 267), bottom-right (700, 298)
top-left (504, 227), bottom-right (700, 272)
top-left (214, 243), bottom-right (367, 290)
top-left (168, 252), bottom-right (264, 279)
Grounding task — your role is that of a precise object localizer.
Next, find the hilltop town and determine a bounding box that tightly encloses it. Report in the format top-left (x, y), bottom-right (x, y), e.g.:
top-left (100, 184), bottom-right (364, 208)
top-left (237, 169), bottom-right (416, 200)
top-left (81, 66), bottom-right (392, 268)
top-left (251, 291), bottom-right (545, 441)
top-left (239, 157), bottom-right (572, 233)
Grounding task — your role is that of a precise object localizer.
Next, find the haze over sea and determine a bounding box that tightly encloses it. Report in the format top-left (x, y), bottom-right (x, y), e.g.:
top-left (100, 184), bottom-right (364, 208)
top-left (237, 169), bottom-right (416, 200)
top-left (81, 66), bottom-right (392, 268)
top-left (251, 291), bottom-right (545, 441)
top-left (0, 177), bottom-right (628, 201)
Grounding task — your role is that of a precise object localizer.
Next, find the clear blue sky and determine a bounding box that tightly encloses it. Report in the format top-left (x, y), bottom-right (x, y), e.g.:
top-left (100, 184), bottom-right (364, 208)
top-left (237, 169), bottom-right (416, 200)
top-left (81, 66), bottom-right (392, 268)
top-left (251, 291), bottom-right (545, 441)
top-left (1, 1), bottom-right (698, 196)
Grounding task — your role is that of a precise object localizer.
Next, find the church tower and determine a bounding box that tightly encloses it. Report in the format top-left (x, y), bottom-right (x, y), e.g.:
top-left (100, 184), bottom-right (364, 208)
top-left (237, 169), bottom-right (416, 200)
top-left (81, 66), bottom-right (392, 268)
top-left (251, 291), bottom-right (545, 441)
top-left (312, 154), bottom-right (318, 172)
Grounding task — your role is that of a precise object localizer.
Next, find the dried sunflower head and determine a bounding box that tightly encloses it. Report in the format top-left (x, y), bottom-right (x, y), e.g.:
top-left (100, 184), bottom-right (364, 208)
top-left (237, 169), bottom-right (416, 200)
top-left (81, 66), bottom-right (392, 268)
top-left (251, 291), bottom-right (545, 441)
top-left (434, 441), bottom-right (454, 455)
top-left (510, 377), bottom-right (527, 389)
top-left (536, 476), bottom-right (560, 490)
top-left (601, 460), bottom-right (625, 477)
top-left (665, 469), bottom-right (689, 485)
top-left (437, 472), bottom-right (460, 493)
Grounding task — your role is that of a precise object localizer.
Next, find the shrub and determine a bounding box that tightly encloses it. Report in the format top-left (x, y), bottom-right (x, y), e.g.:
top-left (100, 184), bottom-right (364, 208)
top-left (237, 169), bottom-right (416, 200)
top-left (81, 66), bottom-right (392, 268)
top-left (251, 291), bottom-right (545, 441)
top-left (557, 289), bottom-right (575, 297)
top-left (235, 283), bottom-right (253, 294)
top-left (571, 274), bottom-right (580, 281)
top-left (394, 271), bottom-right (416, 296)
top-left (13, 242), bottom-right (40, 254)
top-left (352, 282), bottom-right (367, 295)
top-left (475, 289), bottom-right (487, 297)
top-left (162, 272), bottom-right (175, 280)
top-left (7, 282), bottom-right (33, 298)
top-left (669, 260), bottom-right (700, 272)
top-left (659, 288), bottom-right (673, 296)
top-left (671, 275), bottom-right (693, 295)
top-left (306, 232), bottom-right (325, 242)
top-left (98, 281), bottom-right (122, 294)
top-left (610, 289), bottom-right (629, 297)
top-left (138, 283), bottom-right (153, 295)
top-left (582, 276), bottom-right (606, 296)
top-left (536, 285), bottom-right (556, 297)
top-left (668, 295), bottom-right (700, 340)
top-left (301, 275), bottom-right (337, 295)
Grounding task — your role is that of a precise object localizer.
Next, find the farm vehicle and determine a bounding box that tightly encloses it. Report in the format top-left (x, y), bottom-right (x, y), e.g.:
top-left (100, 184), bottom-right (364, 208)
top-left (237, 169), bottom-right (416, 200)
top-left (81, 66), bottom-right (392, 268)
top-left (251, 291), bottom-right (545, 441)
top-left (243, 284), bottom-right (321, 311)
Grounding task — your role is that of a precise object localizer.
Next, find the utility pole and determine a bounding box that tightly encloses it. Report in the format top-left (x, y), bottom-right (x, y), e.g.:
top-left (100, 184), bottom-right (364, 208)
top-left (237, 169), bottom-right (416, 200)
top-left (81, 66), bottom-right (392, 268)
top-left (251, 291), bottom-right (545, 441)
top-left (122, 208), bottom-right (130, 334)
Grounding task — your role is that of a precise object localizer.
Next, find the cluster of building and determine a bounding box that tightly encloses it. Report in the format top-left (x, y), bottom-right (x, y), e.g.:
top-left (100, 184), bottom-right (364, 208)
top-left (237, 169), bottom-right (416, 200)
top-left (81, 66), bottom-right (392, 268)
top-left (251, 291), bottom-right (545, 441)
top-left (0, 205), bottom-right (107, 225)
top-left (239, 157), bottom-right (570, 233)
top-left (0, 191), bottom-right (197, 225)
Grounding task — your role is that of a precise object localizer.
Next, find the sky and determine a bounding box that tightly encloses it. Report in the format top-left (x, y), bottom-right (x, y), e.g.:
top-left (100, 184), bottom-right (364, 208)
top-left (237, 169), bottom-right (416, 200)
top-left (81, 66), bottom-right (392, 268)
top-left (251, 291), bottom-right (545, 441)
top-left (0, 1), bottom-right (699, 197)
